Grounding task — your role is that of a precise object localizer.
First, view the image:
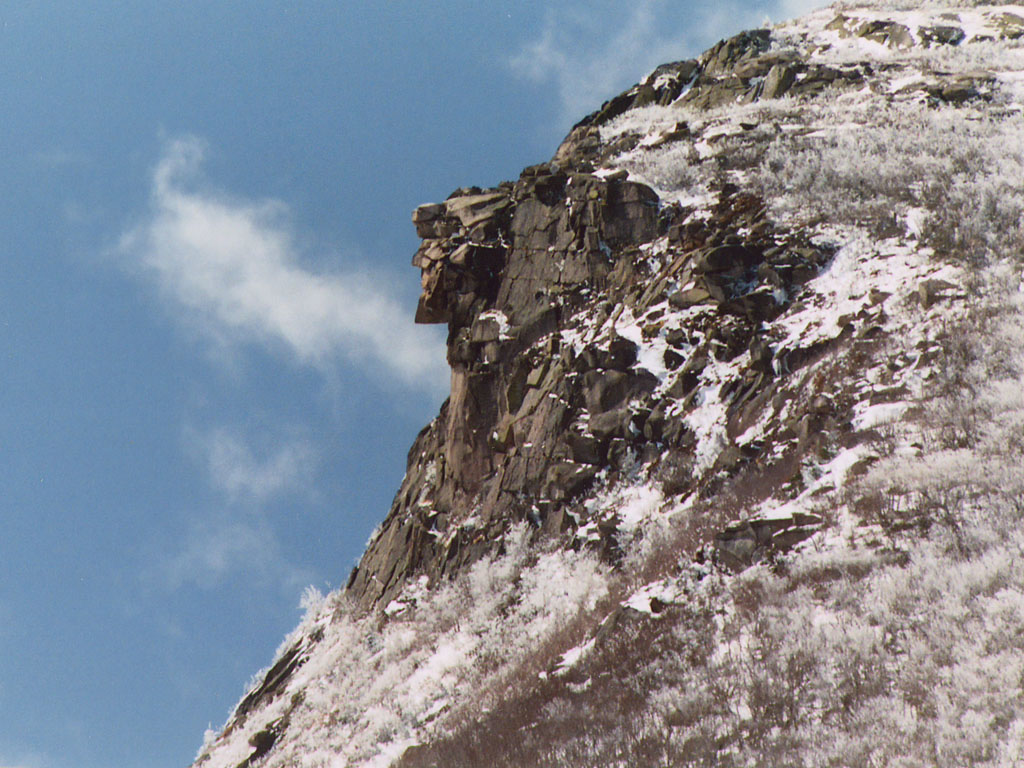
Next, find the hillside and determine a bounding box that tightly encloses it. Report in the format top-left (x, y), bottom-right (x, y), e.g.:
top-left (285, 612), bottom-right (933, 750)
top-left (192, 3), bottom-right (1024, 766)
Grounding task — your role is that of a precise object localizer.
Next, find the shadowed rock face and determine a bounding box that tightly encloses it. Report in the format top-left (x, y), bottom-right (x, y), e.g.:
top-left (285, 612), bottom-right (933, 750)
top-left (348, 167), bottom-right (664, 608)
top-left (190, 9), bottom-right (1024, 764)
top-left (346, 15), bottom-right (999, 613)
top-left (346, 148), bottom-right (831, 610)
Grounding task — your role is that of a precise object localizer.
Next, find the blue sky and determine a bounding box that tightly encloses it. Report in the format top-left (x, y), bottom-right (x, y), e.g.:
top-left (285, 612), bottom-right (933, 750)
top-left (0, 2), bottom-right (826, 766)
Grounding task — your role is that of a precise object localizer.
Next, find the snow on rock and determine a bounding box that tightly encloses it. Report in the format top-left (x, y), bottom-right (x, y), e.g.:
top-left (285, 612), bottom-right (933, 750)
top-left (191, 2), bottom-right (1024, 766)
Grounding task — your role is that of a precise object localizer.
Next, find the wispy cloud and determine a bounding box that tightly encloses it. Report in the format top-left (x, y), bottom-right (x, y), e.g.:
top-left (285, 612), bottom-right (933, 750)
top-left (189, 426), bottom-right (315, 506)
top-left (120, 136), bottom-right (448, 392)
top-left (163, 513), bottom-right (308, 591)
top-left (510, 0), bottom-right (690, 126)
top-left (510, 0), bottom-right (831, 127)
top-left (159, 426), bottom-right (318, 590)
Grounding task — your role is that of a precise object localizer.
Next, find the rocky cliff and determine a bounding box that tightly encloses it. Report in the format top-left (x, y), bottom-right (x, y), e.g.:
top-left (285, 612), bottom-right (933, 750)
top-left (193, 4), bottom-right (1024, 766)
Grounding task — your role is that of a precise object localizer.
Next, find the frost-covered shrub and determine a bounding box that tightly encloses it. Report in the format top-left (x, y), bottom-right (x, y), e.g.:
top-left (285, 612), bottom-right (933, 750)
top-left (194, 524), bottom-right (619, 768)
top-left (753, 101), bottom-right (1024, 262)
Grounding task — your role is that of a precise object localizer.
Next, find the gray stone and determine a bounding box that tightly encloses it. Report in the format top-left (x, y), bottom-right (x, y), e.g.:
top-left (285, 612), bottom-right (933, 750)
top-left (715, 514), bottom-right (824, 571)
top-left (470, 315), bottom-right (504, 343)
top-left (762, 63), bottom-right (797, 99)
top-left (994, 12), bottom-right (1024, 39)
top-left (669, 286), bottom-right (713, 309)
top-left (692, 244), bottom-right (759, 274)
top-left (412, 203), bottom-right (446, 238)
top-left (544, 462), bottom-right (598, 501)
top-left (445, 192), bottom-right (511, 229)
top-left (919, 25), bottom-right (965, 46)
top-left (583, 370), bottom-right (633, 414)
top-left (857, 20), bottom-right (914, 49)
top-left (588, 407), bottom-right (634, 441)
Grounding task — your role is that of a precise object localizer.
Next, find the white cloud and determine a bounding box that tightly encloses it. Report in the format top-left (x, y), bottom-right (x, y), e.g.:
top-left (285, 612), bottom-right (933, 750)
top-left (190, 427), bottom-right (315, 506)
top-left (510, 0), bottom-right (691, 126)
top-left (510, 0), bottom-right (832, 128)
top-left (121, 137), bottom-right (448, 392)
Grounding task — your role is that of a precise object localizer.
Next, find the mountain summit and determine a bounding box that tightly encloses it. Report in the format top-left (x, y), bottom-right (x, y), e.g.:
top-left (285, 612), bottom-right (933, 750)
top-left (193, 4), bottom-right (1024, 766)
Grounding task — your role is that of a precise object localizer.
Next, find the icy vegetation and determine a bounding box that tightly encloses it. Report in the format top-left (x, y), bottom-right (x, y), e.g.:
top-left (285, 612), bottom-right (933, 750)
top-left (194, 3), bottom-right (1024, 767)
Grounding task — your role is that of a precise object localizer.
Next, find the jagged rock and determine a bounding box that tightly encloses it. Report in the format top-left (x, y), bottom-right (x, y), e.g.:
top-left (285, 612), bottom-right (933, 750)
top-left (919, 25), bottom-right (966, 46)
top-left (702, 29), bottom-right (772, 77)
top-left (994, 12), bottom-right (1024, 39)
top-left (584, 370), bottom-right (645, 414)
top-left (714, 513), bottom-right (824, 571)
top-left (579, 336), bottom-right (638, 372)
top-left (857, 20), bottom-right (914, 49)
top-left (669, 286), bottom-right (713, 309)
top-left (352, 4), bottom-right (865, 619)
top-left (411, 203), bottom-right (446, 238)
top-left (762, 62), bottom-right (797, 99)
top-left (194, 6), bottom-right (1021, 764)
top-left (545, 461), bottom-right (599, 501)
top-left (588, 407), bottom-right (634, 441)
top-left (470, 313), bottom-right (504, 343)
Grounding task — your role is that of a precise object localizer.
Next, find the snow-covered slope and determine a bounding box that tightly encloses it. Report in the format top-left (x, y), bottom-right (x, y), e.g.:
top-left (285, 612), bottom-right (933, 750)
top-left (194, 3), bottom-right (1024, 766)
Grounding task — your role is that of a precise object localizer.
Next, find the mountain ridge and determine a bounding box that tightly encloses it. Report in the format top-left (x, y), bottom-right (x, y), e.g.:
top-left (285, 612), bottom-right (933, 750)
top-left (193, 3), bottom-right (1024, 765)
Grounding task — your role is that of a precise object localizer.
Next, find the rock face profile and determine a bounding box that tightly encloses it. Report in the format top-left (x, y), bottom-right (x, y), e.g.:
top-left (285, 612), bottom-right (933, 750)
top-left (349, 157), bottom-right (833, 614)
top-left (193, 4), bottom-right (1024, 767)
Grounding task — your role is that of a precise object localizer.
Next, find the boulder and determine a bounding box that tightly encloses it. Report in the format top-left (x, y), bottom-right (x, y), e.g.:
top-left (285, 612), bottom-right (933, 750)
top-left (470, 314), bottom-right (505, 343)
top-left (919, 25), bottom-right (965, 46)
top-left (719, 289), bottom-right (784, 323)
top-left (856, 20), bottom-right (914, 49)
top-left (444, 191), bottom-right (511, 229)
top-left (544, 462), bottom-right (598, 501)
top-left (566, 432), bottom-right (604, 465)
top-left (994, 12), bottom-right (1024, 39)
top-left (579, 337), bottom-right (638, 372)
top-left (669, 286), bottom-right (714, 309)
top-left (692, 243), bottom-right (759, 274)
top-left (411, 203), bottom-right (446, 238)
top-left (762, 63), bottom-right (796, 99)
top-left (583, 370), bottom-right (637, 414)
top-left (666, 354), bottom-right (707, 400)
top-left (664, 348), bottom-right (685, 370)
top-left (825, 14), bottom-right (852, 35)
top-left (749, 337), bottom-right (774, 374)
top-left (588, 407), bottom-right (634, 441)
top-left (715, 513), bottom-right (824, 571)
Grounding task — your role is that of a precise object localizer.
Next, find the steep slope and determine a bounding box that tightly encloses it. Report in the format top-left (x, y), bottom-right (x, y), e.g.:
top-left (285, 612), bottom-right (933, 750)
top-left (193, 3), bottom-right (1024, 766)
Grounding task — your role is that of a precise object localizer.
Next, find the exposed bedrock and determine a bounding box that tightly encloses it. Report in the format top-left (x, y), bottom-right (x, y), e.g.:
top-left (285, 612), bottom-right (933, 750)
top-left (347, 155), bottom-right (833, 611)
